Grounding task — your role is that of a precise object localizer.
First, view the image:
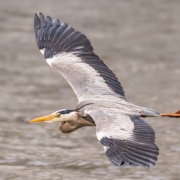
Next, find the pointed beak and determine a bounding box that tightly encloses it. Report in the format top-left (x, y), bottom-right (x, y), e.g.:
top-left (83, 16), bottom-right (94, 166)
top-left (29, 114), bottom-right (59, 123)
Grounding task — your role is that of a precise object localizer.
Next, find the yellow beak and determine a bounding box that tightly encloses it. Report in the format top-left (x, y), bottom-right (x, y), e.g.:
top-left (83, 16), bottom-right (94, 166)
top-left (29, 114), bottom-right (58, 123)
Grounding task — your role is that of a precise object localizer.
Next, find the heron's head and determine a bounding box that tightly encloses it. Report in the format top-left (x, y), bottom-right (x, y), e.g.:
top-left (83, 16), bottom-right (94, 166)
top-left (29, 109), bottom-right (77, 125)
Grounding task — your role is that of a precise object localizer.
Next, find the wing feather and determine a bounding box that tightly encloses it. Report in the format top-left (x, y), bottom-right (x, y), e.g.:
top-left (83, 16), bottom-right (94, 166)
top-left (87, 109), bottom-right (159, 167)
top-left (48, 19), bottom-right (60, 40)
top-left (34, 13), bottom-right (125, 99)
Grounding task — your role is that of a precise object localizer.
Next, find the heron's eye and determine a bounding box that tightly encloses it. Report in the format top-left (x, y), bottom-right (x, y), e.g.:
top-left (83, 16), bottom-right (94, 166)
top-left (56, 113), bottom-right (61, 117)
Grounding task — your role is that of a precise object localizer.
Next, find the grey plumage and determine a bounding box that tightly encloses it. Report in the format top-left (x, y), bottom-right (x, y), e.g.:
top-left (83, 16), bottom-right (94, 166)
top-left (86, 108), bottom-right (158, 167)
top-left (33, 13), bottom-right (160, 167)
top-left (34, 13), bottom-right (125, 97)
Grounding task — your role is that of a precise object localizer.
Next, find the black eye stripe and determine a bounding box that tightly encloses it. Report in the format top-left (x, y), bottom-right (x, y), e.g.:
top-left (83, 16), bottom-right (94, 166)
top-left (56, 110), bottom-right (74, 114)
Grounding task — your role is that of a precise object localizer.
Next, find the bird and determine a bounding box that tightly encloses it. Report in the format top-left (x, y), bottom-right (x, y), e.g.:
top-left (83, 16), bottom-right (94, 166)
top-left (30, 13), bottom-right (180, 167)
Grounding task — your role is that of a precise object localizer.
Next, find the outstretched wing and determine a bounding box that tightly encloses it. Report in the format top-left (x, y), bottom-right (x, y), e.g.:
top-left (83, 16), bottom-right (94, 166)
top-left (87, 109), bottom-right (159, 167)
top-left (34, 13), bottom-right (125, 100)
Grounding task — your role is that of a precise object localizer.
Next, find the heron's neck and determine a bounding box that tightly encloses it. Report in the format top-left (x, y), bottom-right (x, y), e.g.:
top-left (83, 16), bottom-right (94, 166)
top-left (59, 112), bottom-right (95, 133)
top-left (64, 111), bottom-right (78, 121)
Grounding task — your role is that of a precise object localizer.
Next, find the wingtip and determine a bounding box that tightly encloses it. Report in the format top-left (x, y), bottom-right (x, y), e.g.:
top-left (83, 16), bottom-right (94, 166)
top-left (34, 13), bottom-right (39, 20)
top-left (39, 12), bottom-right (43, 16)
top-left (39, 13), bottom-right (45, 27)
top-left (39, 12), bottom-right (45, 18)
top-left (45, 16), bottom-right (52, 24)
top-left (34, 13), bottom-right (40, 30)
top-left (34, 12), bottom-right (44, 16)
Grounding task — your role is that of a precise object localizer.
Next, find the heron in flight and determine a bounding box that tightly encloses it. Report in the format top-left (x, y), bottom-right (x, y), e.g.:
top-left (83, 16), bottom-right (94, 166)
top-left (30, 13), bottom-right (180, 167)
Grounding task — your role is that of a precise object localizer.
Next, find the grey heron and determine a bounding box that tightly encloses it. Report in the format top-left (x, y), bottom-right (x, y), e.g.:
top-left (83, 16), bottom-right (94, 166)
top-left (30, 13), bottom-right (180, 167)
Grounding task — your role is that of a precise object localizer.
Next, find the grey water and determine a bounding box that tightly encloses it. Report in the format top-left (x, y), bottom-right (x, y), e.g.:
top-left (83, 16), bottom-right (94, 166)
top-left (0, 0), bottom-right (180, 179)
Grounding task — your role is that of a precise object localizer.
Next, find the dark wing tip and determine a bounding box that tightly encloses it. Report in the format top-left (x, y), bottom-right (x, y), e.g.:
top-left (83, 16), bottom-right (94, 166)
top-left (39, 12), bottom-right (43, 16)
top-left (53, 18), bottom-right (60, 25)
top-left (39, 13), bottom-right (45, 28)
top-left (101, 137), bottom-right (159, 167)
top-left (34, 13), bottom-right (40, 31)
top-left (46, 16), bottom-right (52, 24)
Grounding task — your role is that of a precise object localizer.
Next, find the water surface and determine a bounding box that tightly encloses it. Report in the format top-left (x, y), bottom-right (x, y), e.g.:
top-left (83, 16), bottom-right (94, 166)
top-left (0, 0), bottom-right (180, 179)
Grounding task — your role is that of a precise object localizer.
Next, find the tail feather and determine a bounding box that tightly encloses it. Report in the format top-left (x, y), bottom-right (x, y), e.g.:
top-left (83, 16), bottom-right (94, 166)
top-left (140, 107), bottom-right (160, 117)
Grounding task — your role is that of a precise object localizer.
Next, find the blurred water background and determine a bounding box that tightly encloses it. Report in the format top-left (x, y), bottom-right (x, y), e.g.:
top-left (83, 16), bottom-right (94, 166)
top-left (0, 0), bottom-right (180, 179)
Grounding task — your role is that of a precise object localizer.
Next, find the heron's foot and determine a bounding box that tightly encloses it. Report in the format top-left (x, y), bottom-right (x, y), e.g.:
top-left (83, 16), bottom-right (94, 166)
top-left (161, 110), bottom-right (180, 118)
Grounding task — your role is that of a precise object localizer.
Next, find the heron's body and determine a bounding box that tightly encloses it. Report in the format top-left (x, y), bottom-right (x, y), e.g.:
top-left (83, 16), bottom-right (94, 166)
top-left (30, 13), bottom-right (180, 167)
